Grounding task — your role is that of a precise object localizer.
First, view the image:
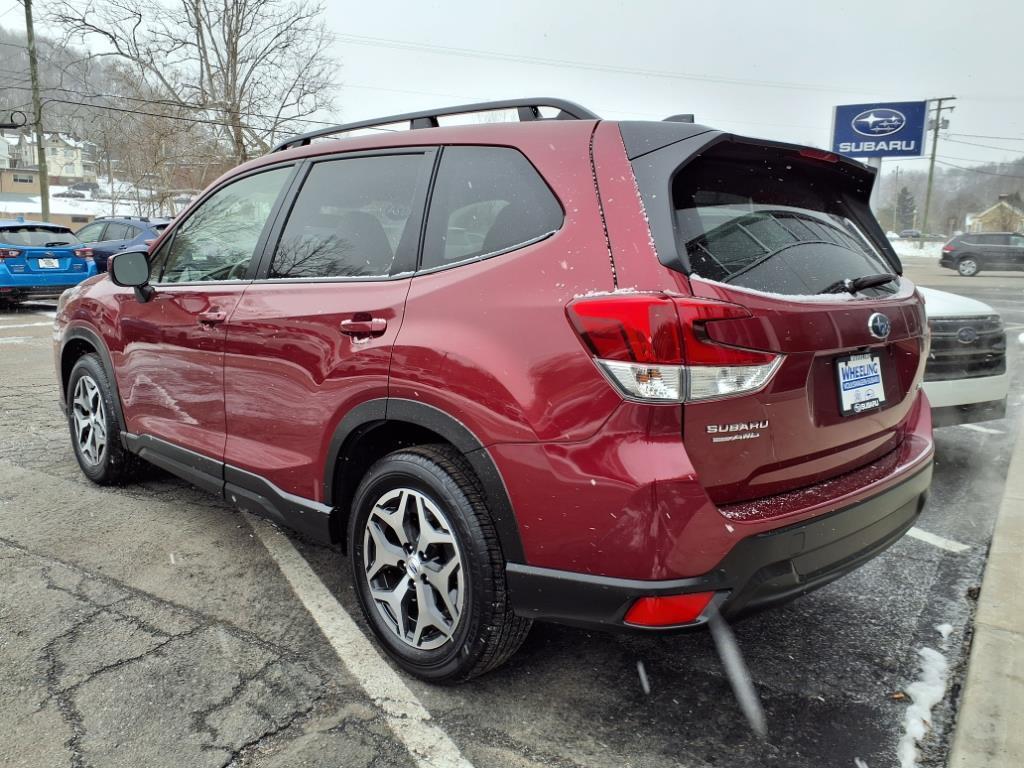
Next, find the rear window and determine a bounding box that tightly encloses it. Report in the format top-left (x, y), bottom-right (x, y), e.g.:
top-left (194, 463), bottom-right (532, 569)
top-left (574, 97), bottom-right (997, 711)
top-left (0, 226), bottom-right (77, 247)
top-left (654, 142), bottom-right (895, 295)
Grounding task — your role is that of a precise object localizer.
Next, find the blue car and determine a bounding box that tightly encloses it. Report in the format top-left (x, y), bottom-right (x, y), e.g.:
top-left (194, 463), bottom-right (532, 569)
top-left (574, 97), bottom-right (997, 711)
top-left (75, 216), bottom-right (170, 272)
top-left (0, 219), bottom-right (97, 305)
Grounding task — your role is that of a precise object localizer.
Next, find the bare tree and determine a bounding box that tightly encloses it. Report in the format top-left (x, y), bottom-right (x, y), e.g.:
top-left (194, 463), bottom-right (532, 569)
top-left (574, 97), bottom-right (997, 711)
top-left (49, 0), bottom-right (338, 163)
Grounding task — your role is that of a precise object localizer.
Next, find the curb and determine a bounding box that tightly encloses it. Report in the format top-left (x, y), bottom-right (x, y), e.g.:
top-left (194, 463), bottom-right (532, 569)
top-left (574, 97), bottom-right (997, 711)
top-left (948, 414), bottom-right (1024, 767)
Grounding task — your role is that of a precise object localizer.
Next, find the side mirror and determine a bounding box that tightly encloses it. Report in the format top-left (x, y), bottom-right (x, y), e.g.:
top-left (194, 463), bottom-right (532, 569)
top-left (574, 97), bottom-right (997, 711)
top-left (109, 249), bottom-right (156, 303)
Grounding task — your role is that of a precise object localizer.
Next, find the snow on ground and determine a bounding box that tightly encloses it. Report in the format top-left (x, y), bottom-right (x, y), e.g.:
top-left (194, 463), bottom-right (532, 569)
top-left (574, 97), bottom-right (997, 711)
top-left (890, 239), bottom-right (945, 260)
top-left (896, 626), bottom-right (952, 768)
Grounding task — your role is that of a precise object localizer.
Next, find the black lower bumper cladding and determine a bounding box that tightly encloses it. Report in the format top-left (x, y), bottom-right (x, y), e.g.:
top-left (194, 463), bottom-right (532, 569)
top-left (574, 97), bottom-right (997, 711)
top-left (506, 462), bottom-right (932, 632)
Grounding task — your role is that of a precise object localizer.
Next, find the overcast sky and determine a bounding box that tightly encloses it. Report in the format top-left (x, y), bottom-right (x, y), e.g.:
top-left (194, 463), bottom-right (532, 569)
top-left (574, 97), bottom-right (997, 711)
top-left (2, 0), bottom-right (1022, 173)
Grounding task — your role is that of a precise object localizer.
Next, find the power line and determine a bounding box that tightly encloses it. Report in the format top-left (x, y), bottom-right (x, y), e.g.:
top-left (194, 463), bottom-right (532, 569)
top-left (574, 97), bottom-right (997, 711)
top-left (935, 160), bottom-right (1024, 179)
top-left (332, 32), bottom-right (874, 96)
top-left (946, 131), bottom-right (1024, 142)
top-left (943, 136), bottom-right (1024, 152)
top-left (0, 81), bottom-right (342, 134)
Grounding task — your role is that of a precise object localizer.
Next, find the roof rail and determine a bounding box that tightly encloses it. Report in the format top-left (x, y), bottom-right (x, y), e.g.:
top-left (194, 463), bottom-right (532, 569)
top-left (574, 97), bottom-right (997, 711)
top-left (271, 98), bottom-right (599, 153)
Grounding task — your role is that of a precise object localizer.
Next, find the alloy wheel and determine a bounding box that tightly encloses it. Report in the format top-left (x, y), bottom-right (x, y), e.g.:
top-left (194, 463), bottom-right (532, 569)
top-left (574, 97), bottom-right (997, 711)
top-left (72, 375), bottom-right (107, 466)
top-left (362, 487), bottom-right (465, 651)
top-left (958, 259), bottom-right (978, 276)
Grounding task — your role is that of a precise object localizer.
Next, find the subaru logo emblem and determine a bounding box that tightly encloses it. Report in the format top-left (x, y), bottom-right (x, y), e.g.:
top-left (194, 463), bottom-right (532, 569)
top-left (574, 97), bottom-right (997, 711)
top-left (868, 313), bottom-right (891, 339)
top-left (956, 326), bottom-right (979, 344)
top-left (852, 108), bottom-right (906, 137)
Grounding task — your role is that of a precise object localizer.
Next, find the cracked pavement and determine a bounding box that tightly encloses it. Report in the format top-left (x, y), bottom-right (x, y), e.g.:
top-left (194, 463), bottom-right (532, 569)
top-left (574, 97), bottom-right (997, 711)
top-left (1, 268), bottom-right (1022, 768)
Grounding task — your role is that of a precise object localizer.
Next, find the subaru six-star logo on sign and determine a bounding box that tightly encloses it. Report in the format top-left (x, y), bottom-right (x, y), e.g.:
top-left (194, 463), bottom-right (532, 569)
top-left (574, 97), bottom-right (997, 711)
top-left (852, 108), bottom-right (906, 137)
top-left (868, 313), bottom-right (891, 340)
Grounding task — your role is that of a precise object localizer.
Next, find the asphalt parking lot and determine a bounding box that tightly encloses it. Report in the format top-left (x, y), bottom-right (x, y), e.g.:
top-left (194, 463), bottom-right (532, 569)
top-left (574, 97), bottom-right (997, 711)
top-left (1, 261), bottom-right (1021, 768)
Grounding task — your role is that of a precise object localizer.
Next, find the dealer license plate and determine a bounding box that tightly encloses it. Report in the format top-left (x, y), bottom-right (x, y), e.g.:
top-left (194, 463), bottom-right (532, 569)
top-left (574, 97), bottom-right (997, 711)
top-left (38, 258), bottom-right (59, 268)
top-left (836, 353), bottom-right (886, 416)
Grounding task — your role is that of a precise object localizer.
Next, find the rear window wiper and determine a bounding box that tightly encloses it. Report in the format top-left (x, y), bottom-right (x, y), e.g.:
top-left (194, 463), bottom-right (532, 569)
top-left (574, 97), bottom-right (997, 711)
top-left (819, 273), bottom-right (897, 295)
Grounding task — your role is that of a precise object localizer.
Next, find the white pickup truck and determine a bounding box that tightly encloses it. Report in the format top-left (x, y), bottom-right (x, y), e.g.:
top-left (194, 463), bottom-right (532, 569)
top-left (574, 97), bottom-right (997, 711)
top-left (920, 287), bottom-right (1009, 426)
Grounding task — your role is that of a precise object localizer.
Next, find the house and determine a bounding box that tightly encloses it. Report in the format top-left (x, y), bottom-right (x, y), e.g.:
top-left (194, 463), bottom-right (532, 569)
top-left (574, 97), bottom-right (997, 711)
top-left (11, 132), bottom-right (98, 183)
top-left (0, 137), bottom-right (9, 169)
top-left (967, 196), bottom-right (1024, 233)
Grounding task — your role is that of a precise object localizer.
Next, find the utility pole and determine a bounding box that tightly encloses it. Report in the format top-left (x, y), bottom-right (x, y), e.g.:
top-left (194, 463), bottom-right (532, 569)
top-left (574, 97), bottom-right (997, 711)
top-left (23, 0), bottom-right (50, 222)
top-left (920, 96), bottom-right (956, 246)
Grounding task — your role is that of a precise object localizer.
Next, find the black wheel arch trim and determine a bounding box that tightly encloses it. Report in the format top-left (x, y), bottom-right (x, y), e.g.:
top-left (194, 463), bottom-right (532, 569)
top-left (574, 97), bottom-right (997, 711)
top-left (324, 397), bottom-right (526, 563)
top-left (60, 325), bottom-right (127, 433)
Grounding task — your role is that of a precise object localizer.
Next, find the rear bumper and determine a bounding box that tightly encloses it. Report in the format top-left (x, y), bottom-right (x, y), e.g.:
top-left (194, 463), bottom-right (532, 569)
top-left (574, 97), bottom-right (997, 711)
top-left (507, 461), bottom-right (932, 631)
top-left (923, 371), bottom-right (1009, 409)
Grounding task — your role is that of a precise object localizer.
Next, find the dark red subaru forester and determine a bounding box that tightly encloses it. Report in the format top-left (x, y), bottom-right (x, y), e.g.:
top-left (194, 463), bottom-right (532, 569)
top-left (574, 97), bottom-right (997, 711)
top-left (55, 99), bottom-right (933, 682)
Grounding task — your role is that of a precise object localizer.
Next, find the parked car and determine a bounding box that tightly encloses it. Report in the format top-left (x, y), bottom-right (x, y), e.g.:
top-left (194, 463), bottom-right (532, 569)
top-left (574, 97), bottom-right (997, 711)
top-left (0, 218), bottom-right (96, 305)
top-left (54, 190), bottom-right (86, 199)
top-left (940, 232), bottom-right (1024, 276)
top-left (54, 98), bottom-right (934, 682)
top-left (70, 181), bottom-right (100, 192)
top-left (899, 228), bottom-right (922, 238)
top-left (920, 287), bottom-right (1008, 426)
top-left (75, 216), bottom-right (171, 272)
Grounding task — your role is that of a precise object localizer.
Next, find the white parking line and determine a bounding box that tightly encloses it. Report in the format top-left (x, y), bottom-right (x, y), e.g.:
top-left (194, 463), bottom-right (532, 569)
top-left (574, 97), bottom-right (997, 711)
top-left (960, 424), bottom-right (1004, 435)
top-left (907, 527), bottom-right (971, 553)
top-left (249, 518), bottom-right (473, 768)
top-left (0, 321), bottom-right (53, 330)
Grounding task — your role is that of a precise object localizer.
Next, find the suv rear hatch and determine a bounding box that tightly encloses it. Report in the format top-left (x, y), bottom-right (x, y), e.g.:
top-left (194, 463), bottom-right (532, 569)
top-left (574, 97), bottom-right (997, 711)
top-left (0, 225), bottom-right (92, 286)
top-left (615, 128), bottom-right (927, 506)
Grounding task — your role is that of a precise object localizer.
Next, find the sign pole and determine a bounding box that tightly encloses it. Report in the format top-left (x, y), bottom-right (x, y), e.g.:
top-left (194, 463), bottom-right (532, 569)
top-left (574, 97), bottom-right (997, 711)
top-left (866, 157), bottom-right (883, 216)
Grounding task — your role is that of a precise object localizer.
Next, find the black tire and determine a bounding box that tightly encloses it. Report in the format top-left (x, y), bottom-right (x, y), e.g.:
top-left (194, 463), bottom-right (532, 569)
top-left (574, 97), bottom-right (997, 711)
top-left (66, 354), bottom-right (140, 485)
top-left (957, 257), bottom-right (980, 277)
top-left (348, 444), bottom-right (531, 683)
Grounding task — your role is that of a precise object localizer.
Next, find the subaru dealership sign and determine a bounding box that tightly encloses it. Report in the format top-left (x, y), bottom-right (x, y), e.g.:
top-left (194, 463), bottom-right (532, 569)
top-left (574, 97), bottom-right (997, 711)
top-left (831, 101), bottom-right (927, 158)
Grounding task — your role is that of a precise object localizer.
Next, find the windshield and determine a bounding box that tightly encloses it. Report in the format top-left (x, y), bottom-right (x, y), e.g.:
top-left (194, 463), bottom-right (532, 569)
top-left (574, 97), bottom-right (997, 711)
top-left (0, 226), bottom-right (78, 247)
top-left (671, 146), bottom-right (896, 295)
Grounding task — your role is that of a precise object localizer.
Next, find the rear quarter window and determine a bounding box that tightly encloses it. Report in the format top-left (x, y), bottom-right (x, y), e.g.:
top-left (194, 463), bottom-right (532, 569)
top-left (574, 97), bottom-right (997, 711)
top-left (420, 146), bottom-right (562, 270)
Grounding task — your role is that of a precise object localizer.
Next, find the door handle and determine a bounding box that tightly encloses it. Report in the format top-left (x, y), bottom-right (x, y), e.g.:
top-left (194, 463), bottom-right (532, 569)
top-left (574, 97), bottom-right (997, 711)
top-left (197, 310), bottom-right (228, 326)
top-left (340, 315), bottom-right (388, 336)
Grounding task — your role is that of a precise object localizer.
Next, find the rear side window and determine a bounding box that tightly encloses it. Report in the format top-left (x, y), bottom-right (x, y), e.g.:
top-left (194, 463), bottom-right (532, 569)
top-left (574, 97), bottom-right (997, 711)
top-left (0, 226), bottom-right (76, 246)
top-left (103, 223), bottom-right (135, 241)
top-left (421, 146), bottom-right (562, 270)
top-left (75, 222), bottom-right (107, 242)
top-left (269, 154), bottom-right (426, 279)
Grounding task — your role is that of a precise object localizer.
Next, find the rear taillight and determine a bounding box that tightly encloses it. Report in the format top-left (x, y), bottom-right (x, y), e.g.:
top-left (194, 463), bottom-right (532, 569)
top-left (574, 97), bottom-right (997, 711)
top-left (0, 248), bottom-right (20, 258)
top-left (74, 247), bottom-right (94, 260)
top-left (567, 294), bottom-right (782, 402)
top-left (941, 244), bottom-right (954, 253)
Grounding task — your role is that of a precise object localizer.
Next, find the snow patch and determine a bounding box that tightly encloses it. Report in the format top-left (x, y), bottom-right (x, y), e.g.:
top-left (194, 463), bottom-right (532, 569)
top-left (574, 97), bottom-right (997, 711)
top-left (689, 275), bottom-right (880, 303)
top-left (1018, 332), bottom-right (1024, 345)
top-left (572, 287), bottom-right (641, 299)
top-left (936, 623), bottom-right (953, 641)
top-left (897, 646), bottom-right (949, 768)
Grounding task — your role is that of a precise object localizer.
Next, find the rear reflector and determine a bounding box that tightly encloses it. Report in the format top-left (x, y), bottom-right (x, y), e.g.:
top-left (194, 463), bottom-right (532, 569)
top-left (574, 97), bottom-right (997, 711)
top-left (624, 592), bottom-right (716, 627)
top-left (566, 294), bottom-right (782, 402)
